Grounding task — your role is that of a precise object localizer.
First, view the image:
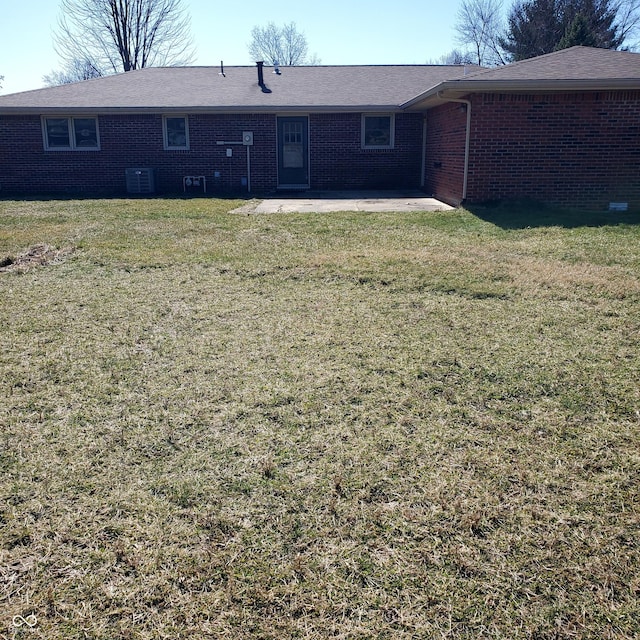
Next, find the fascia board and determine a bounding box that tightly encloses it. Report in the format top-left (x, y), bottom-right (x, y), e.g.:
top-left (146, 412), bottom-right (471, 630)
top-left (402, 78), bottom-right (640, 110)
top-left (0, 104), bottom-right (404, 116)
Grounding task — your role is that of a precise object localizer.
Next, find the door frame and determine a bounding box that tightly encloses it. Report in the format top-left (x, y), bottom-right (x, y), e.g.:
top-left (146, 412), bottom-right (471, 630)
top-left (276, 115), bottom-right (310, 189)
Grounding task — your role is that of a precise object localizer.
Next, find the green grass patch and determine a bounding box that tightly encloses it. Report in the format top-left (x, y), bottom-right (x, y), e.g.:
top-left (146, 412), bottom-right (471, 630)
top-left (1, 198), bottom-right (639, 638)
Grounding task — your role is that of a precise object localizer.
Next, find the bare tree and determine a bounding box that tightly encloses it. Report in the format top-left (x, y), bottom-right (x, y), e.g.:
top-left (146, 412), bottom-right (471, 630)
top-left (427, 49), bottom-right (477, 64)
top-left (612, 0), bottom-right (640, 46)
top-left (248, 22), bottom-right (319, 65)
top-left (43, 58), bottom-right (104, 86)
top-left (53, 0), bottom-right (195, 75)
top-left (0, 75), bottom-right (4, 89)
top-left (455, 0), bottom-right (507, 65)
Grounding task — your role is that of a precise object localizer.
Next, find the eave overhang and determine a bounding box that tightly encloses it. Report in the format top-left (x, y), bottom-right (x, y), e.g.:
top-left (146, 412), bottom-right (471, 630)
top-left (401, 78), bottom-right (640, 110)
top-left (0, 104), bottom-right (404, 116)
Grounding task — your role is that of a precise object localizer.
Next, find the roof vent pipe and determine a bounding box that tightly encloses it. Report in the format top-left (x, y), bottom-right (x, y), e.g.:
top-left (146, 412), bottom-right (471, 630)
top-left (255, 60), bottom-right (271, 93)
top-left (256, 61), bottom-right (264, 86)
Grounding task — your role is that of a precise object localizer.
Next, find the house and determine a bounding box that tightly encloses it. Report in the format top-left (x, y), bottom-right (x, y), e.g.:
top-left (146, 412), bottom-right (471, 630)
top-left (0, 46), bottom-right (639, 209)
top-left (409, 46), bottom-right (640, 210)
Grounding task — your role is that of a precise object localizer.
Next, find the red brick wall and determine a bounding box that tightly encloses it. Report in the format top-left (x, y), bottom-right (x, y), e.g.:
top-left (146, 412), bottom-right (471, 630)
top-left (309, 113), bottom-right (424, 190)
top-left (0, 112), bottom-right (424, 196)
top-left (0, 113), bottom-right (277, 195)
top-left (465, 91), bottom-right (640, 209)
top-left (424, 102), bottom-right (467, 205)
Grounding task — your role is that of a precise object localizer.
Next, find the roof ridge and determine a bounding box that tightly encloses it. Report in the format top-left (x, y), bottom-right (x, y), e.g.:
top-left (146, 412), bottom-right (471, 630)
top-left (447, 46), bottom-right (639, 82)
top-left (457, 46), bottom-right (588, 79)
top-left (136, 63), bottom-right (475, 70)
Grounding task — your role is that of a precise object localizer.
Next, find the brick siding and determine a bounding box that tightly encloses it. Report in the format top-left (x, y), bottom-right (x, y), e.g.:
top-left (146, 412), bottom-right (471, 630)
top-left (0, 112), bottom-right (424, 196)
top-left (6, 94), bottom-right (636, 208)
top-left (425, 91), bottom-right (640, 210)
top-left (424, 102), bottom-right (467, 205)
top-left (309, 113), bottom-right (423, 190)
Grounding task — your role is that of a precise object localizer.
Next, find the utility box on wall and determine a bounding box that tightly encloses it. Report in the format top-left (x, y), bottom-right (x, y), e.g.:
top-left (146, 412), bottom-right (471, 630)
top-left (242, 132), bottom-right (254, 146)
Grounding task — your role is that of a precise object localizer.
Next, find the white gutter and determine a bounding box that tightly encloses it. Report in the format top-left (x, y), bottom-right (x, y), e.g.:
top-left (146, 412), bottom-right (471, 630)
top-left (436, 91), bottom-right (471, 203)
top-left (0, 104), bottom-right (406, 116)
top-left (420, 114), bottom-right (427, 188)
top-left (402, 77), bottom-right (640, 110)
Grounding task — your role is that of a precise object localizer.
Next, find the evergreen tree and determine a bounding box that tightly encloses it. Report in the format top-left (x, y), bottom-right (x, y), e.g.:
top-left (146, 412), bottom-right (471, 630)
top-left (501, 0), bottom-right (624, 60)
top-left (562, 0), bottom-right (623, 48)
top-left (501, 0), bottom-right (563, 60)
top-left (556, 12), bottom-right (599, 48)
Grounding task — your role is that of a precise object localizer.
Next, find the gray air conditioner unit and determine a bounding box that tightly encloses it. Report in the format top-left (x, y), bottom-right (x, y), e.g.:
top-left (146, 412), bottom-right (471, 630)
top-left (125, 168), bottom-right (155, 194)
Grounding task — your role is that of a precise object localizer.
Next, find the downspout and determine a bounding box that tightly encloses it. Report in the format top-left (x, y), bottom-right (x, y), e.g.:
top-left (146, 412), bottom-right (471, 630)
top-left (436, 91), bottom-right (471, 204)
top-left (246, 145), bottom-right (251, 194)
top-left (420, 114), bottom-right (427, 189)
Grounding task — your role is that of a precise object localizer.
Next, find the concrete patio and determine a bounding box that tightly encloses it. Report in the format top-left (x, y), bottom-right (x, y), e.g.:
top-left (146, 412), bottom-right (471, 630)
top-left (232, 191), bottom-right (454, 214)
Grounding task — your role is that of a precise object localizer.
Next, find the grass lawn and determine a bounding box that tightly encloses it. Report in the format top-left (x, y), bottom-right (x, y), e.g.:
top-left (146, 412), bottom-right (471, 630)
top-left (1, 198), bottom-right (639, 639)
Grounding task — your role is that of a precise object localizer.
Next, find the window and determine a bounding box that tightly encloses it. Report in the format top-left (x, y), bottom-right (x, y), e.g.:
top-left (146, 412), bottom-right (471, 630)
top-left (362, 114), bottom-right (394, 149)
top-left (43, 116), bottom-right (99, 150)
top-left (281, 120), bottom-right (304, 168)
top-left (163, 116), bottom-right (189, 150)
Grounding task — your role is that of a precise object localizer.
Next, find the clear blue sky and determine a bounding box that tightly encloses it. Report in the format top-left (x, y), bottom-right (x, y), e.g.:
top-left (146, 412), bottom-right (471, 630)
top-left (0, 0), bottom-right (460, 96)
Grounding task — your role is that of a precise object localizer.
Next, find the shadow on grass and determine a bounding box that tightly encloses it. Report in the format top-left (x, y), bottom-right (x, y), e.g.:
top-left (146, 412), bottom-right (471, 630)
top-left (1, 189), bottom-right (430, 203)
top-left (467, 200), bottom-right (640, 230)
top-left (0, 192), bottom-right (253, 203)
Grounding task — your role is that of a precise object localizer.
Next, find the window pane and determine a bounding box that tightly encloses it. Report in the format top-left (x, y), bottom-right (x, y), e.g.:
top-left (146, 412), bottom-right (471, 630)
top-left (166, 117), bottom-right (187, 147)
top-left (282, 121), bottom-right (304, 167)
top-left (283, 122), bottom-right (302, 144)
top-left (364, 116), bottom-right (391, 147)
top-left (73, 118), bottom-right (98, 147)
top-left (46, 118), bottom-right (70, 148)
top-left (282, 143), bottom-right (304, 168)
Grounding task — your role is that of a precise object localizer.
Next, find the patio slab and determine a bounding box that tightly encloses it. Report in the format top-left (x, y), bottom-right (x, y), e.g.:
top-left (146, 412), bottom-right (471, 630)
top-left (232, 191), bottom-right (454, 214)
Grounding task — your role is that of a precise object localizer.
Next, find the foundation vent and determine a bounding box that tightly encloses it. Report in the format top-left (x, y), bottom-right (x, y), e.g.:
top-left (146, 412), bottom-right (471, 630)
top-left (125, 168), bottom-right (155, 194)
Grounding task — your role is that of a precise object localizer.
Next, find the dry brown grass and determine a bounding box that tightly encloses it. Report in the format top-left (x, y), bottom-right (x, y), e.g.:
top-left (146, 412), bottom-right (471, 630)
top-left (0, 243), bottom-right (75, 273)
top-left (1, 199), bottom-right (639, 639)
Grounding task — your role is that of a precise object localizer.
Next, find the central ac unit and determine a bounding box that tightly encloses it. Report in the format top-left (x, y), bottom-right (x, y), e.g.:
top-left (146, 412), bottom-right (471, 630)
top-left (125, 168), bottom-right (155, 194)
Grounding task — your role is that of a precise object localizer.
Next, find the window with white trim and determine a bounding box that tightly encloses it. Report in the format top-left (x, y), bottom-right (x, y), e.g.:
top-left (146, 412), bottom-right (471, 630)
top-left (362, 114), bottom-right (395, 149)
top-left (163, 116), bottom-right (189, 150)
top-left (43, 116), bottom-right (100, 150)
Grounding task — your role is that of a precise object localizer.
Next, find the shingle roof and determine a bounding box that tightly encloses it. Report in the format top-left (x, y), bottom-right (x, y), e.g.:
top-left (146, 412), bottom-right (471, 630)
top-left (465, 46), bottom-right (640, 81)
top-left (403, 47), bottom-right (640, 108)
top-left (0, 64), bottom-right (471, 114)
top-left (2, 48), bottom-right (638, 114)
